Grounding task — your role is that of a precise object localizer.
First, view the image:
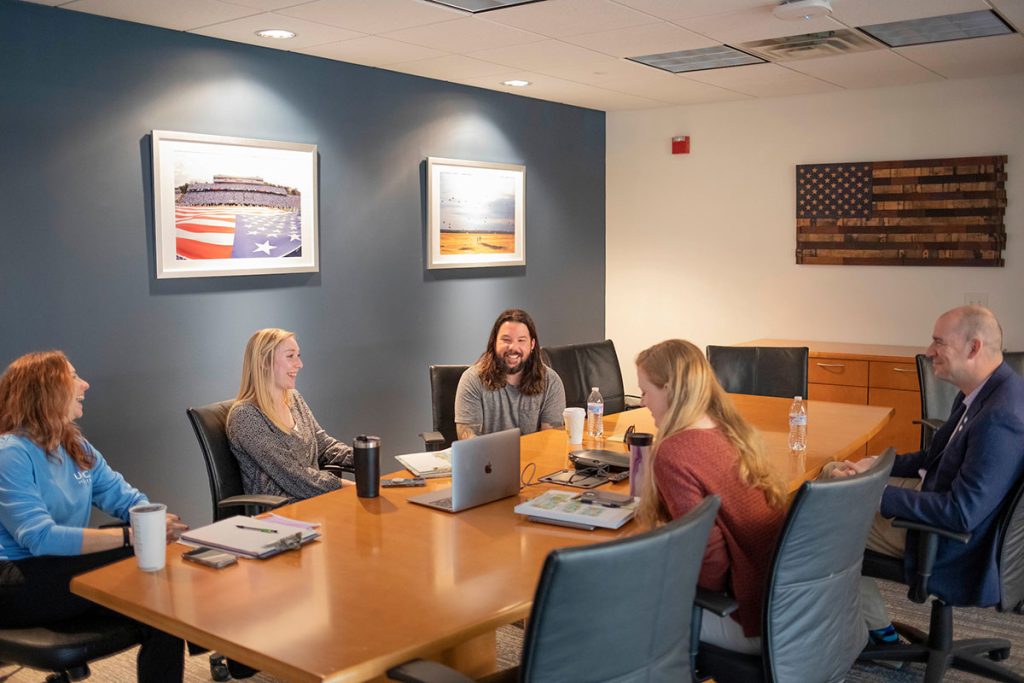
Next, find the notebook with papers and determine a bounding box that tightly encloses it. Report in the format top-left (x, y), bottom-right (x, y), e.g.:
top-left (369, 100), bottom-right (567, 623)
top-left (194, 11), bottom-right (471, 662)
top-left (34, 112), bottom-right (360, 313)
top-left (408, 428), bottom-right (520, 513)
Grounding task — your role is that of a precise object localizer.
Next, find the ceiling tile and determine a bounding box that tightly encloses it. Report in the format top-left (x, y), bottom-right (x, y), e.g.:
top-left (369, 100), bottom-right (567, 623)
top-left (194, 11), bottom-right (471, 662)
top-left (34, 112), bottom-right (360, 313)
top-left (380, 16), bottom-right (545, 53)
top-left (609, 0), bottom-right (768, 23)
top-left (564, 20), bottom-right (718, 57)
top-left (783, 49), bottom-right (945, 88)
top-left (989, 0), bottom-right (1024, 32)
top-left (276, 0), bottom-right (462, 34)
top-left (597, 68), bottom-right (752, 105)
top-left (220, 0), bottom-right (317, 10)
top-left (896, 33), bottom-right (1024, 79)
top-left (681, 7), bottom-right (847, 44)
top-left (298, 35), bottom-right (448, 66)
top-left (483, 0), bottom-right (657, 38)
top-left (61, 0), bottom-right (258, 30)
top-left (828, 0), bottom-right (991, 28)
top-left (385, 54), bottom-right (512, 80)
top-left (192, 12), bottom-right (365, 49)
top-left (460, 69), bottom-right (668, 110)
top-left (683, 62), bottom-right (843, 97)
top-left (469, 39), bottom-right (621, 72)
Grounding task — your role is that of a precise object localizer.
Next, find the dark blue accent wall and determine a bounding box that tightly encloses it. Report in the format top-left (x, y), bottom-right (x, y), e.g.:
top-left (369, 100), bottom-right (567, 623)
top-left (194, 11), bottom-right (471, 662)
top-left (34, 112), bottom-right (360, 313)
top-left (0, 0), bottom-right (605, 523)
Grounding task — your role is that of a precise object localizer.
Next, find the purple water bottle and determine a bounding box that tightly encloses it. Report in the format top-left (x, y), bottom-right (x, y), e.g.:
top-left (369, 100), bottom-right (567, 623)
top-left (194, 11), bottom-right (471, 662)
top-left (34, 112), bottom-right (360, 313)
top-left (625, 431), bottom-right (653, 498)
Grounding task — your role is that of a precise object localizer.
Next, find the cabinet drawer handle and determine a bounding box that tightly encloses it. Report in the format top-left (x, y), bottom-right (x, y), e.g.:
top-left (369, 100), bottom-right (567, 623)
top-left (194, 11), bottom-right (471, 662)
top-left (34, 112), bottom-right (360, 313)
top-left (816, 363), bottom-right (846, 368)
top-left (892, 368), bottom-right (915, 373)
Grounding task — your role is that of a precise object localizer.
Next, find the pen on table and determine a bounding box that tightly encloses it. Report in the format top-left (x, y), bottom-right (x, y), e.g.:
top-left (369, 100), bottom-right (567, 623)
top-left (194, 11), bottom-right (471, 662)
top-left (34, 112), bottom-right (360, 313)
top-left (236, 524), bottom-right (278, 534)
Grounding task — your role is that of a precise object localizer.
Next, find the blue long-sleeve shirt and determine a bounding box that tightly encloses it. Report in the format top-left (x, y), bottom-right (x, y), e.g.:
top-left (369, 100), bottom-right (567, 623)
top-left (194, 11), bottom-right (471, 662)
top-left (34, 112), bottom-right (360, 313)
top-left (0, 433), bottom-right (147, 560)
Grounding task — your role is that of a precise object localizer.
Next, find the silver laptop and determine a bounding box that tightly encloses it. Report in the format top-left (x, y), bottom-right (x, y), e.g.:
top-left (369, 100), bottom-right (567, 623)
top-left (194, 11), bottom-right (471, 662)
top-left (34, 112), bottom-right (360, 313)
top-left (408, 428), bottom-right (521, 512)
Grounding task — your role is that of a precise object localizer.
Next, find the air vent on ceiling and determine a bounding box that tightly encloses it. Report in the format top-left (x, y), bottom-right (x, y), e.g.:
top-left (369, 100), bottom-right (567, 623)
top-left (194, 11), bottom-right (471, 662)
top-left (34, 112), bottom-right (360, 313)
top-left (628, 45), bottom-right (765, 74)
top-left (859, 10), bottom-right (1014, 48)
top-left (739, 29), bottom-right (881, 61)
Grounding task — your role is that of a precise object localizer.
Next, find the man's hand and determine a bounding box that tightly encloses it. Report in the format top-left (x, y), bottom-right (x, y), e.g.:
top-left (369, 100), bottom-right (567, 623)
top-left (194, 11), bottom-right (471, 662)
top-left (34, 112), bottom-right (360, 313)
top-left (826, 455), bottom-right (879, 479)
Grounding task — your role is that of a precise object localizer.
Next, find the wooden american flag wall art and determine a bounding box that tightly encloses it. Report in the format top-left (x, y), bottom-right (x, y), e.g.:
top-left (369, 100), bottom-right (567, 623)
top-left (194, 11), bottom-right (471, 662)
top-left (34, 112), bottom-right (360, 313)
top-left (795, 155), bottom-right (1007, 267)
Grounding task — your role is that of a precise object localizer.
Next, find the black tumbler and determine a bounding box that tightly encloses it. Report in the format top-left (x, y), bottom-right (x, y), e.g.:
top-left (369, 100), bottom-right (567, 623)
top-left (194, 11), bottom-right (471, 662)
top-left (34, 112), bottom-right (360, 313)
top-left (353, 435), bottom-right (380, 498)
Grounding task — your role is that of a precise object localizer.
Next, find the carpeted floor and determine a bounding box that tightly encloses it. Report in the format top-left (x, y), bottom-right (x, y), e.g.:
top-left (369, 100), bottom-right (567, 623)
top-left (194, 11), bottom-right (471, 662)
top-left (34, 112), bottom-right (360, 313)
top-left (2, 579), bottom-right (1021, 682)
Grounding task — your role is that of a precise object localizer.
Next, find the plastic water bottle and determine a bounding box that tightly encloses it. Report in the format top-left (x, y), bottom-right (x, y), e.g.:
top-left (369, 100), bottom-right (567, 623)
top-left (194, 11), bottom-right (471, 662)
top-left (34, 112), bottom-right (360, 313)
top-left (586, 387), bottom-right (604, 438)
top-left (788, 396), bottom-right (807, 453)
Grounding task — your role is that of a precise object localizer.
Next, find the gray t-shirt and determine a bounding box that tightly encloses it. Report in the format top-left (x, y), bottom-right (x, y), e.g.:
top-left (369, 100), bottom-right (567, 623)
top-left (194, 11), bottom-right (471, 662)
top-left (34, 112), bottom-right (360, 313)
top-left (454, 363), bottom-right (566, 436)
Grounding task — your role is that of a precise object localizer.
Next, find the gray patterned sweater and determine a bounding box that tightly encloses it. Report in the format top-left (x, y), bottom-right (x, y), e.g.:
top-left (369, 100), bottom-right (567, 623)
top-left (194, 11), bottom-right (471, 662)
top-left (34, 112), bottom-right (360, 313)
top-left (226, 392), bottom-right (352, 499)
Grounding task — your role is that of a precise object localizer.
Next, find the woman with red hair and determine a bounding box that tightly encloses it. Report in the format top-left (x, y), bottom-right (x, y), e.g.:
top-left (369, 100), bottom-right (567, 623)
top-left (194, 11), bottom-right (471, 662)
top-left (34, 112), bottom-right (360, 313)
top-left (0, 351), bottom-right (186, 682)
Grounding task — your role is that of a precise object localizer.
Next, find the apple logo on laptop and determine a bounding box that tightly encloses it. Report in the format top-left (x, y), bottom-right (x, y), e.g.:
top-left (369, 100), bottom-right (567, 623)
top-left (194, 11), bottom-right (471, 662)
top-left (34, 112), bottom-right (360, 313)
top-left (485, 461), bottom-right (493, 474)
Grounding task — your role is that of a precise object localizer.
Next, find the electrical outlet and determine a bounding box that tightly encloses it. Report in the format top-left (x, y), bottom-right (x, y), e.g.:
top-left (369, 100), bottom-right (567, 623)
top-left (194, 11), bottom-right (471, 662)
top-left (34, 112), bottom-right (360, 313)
top-left (964, 292), bottom-right (989, 307)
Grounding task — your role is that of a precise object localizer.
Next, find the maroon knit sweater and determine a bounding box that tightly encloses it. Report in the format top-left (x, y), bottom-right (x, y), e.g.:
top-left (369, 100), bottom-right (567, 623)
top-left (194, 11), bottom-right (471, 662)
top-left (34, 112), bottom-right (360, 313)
top-left (654, 427), bottom-right (784, 637)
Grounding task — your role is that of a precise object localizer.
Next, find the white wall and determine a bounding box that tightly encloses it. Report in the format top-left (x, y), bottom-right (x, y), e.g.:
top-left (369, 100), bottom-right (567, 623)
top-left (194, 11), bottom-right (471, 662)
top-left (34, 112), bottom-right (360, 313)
top-left (607, 74), bottom-right (1024, 392)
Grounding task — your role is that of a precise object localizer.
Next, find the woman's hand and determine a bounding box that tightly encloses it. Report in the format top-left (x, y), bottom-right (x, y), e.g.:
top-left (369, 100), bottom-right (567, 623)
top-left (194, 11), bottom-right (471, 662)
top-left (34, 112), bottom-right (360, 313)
top-left (165, 513), bottom-right (189, 542)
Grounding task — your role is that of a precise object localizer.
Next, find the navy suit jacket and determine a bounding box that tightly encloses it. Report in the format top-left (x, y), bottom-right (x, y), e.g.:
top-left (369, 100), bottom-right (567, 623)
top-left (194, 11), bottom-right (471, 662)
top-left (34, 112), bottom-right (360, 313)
top-left (881, 361), bottom-right (1024, 606)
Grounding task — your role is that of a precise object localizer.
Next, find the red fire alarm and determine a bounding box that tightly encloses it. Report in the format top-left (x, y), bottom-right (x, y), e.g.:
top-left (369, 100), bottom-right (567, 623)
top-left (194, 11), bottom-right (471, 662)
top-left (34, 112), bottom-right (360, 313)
top-left (672, 135), bottom-right (690, 155)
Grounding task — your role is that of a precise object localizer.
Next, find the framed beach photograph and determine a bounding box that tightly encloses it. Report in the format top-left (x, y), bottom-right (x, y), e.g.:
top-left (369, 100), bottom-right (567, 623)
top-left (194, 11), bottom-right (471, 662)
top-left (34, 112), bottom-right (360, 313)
top-left (152, 130), bottom-right (318, 279)
top-left (426, 157), bottom-right (525, 270)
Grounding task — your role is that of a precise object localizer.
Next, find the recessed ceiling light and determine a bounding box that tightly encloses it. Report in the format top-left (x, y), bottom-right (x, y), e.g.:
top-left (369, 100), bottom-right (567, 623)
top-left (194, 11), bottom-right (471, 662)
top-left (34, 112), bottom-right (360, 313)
top-left (423, 0), bottom-right (544, 13)
top-left (629, 45), bottom-right (765, 74)
top-left (502, 79), bottom-right (531, 87)
top-left (859, 10), bottom-right (1013, 48)
top-left (255, 29), bottom-right (296, 40)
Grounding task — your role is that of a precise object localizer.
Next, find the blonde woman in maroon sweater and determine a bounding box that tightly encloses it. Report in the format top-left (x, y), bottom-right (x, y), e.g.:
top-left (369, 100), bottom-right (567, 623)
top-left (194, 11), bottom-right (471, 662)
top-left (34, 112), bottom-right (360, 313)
top-left (635, 339), bottom-right (787, 654)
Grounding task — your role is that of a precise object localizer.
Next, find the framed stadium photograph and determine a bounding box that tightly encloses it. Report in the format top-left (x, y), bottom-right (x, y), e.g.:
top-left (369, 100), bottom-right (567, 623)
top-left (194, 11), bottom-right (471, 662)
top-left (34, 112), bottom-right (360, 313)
top-left (152, 130), bottom-right (318, 279)
top-left (426, 157), bottom-right (525, 270)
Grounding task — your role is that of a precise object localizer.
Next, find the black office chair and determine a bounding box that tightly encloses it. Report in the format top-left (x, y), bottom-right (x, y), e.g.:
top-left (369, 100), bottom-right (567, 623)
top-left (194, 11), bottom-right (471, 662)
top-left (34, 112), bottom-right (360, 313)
top-left (186, 400), bottom-right (293, 681)
top-left (0, 610), bottom-right (142, 682)
top-left (186, 400), bottom-right (291, 521)
top-left (1005, 351), bottom-right (1024, 376)
top-left (705, 346), bottom-right (809, 399)
top-left (859, 474), bottom-right (1024, 682)
top-left (540, 339), bottom-right (638, 415)
top-left (419, 365), bottom-right (469, 451)
top-left (914, 354), bottom-right (960, 450)
top-left (694, 450), bottom-right (894, 682)
top-left (388, 496), bottom-right (721, 683)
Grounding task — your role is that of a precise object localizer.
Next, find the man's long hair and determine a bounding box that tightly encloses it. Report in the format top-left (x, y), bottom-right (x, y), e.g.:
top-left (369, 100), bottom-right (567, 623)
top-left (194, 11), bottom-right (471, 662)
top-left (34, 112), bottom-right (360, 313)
top-left (0, 350), bottom-right (94, 469)
top-left (477, 309), bottom-right (547, 396)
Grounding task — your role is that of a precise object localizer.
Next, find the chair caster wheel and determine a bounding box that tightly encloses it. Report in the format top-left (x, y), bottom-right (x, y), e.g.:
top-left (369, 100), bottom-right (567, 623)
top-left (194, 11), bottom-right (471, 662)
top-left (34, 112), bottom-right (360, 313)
top-left (210, 654), bottom-right (231, 681)
top-left (989, 647), bottom-right (1011, 661)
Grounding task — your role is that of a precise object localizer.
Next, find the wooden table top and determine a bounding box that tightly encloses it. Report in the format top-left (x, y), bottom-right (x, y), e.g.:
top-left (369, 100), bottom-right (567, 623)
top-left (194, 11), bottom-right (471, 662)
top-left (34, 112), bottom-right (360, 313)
top-left (71, 397), bottom-right (891, 682)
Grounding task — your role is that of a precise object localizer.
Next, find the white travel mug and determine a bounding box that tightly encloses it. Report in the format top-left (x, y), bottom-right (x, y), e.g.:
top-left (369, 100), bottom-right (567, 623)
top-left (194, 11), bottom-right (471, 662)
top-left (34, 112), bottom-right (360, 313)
top-left (130, 502), bottom-right (167, 572)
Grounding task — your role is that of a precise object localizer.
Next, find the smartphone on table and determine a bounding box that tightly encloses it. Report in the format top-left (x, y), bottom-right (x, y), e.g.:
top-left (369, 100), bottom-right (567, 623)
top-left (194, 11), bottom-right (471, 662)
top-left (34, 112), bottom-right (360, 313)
top-left (182, 546), bottom-right (238, 568)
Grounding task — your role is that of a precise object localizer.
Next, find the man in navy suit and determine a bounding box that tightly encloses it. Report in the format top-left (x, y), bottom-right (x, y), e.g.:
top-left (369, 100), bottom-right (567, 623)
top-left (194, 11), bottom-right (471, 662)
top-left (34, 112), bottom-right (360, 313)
top-left (830, 306), bottom-right (1024, 642)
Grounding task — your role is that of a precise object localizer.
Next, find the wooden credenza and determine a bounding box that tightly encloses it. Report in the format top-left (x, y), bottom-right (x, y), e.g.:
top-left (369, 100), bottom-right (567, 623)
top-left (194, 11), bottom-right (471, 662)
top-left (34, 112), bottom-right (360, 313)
top-left (740, 339), bottom-right (927, 456)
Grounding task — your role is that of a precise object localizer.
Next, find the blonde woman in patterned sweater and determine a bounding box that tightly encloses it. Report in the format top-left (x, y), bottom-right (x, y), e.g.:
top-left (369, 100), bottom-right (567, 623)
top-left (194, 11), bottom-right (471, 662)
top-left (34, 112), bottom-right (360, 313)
top-left (635, 339), bottom-right (786, 654)
top-left (227, 328), bottom-right (353, 499)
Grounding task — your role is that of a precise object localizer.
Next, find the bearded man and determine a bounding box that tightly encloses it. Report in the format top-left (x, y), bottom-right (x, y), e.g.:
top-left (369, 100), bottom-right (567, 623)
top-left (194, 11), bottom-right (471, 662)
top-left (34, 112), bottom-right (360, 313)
top-left (454, 309), bottom-right (566, 439)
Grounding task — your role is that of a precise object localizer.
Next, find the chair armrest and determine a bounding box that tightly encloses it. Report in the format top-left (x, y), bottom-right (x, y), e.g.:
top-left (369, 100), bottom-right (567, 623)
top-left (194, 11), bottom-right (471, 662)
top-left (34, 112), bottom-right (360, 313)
top-left (891, 518), bottom-right (971, 544)
top-left (890, 517), bottom-right (970, 603)
top-left (694, 588), bottom-right (739, 618)
top-left (419, 432), bottom-right (446, 452)
top-left (624, 394), bottom-right (643, 410)
top-left (217, 494), bottom-right (290, 512)
top-left (322, 463), bottom-right (354, 479)
top-left (911, 418), bottom-right (945, 434)
top-left (387, 659), bottom-right (476, 683)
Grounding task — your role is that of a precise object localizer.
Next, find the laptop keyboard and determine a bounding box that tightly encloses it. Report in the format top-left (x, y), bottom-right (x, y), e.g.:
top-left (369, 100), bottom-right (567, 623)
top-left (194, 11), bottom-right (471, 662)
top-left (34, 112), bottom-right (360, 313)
top-left (432, 497), bottom-right (453, 510)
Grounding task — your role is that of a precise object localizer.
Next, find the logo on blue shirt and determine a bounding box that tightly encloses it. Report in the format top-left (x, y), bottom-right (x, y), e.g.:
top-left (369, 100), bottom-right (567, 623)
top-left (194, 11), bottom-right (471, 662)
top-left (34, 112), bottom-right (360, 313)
top-left (74, 470), bottom-right (92, 485)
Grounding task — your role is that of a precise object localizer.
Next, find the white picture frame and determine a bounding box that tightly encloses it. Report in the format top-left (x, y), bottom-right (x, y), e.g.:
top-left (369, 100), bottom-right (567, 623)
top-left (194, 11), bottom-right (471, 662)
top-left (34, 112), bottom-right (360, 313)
top-left (426, 157), bottom-right (525, 270)
top-left (152, 130), bottom-right (318, 279)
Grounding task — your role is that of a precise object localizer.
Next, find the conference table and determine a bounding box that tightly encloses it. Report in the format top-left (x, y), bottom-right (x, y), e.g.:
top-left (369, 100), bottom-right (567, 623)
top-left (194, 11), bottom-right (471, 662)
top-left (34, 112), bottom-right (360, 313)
top-left (71, 396), bottom-right (892, 682)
